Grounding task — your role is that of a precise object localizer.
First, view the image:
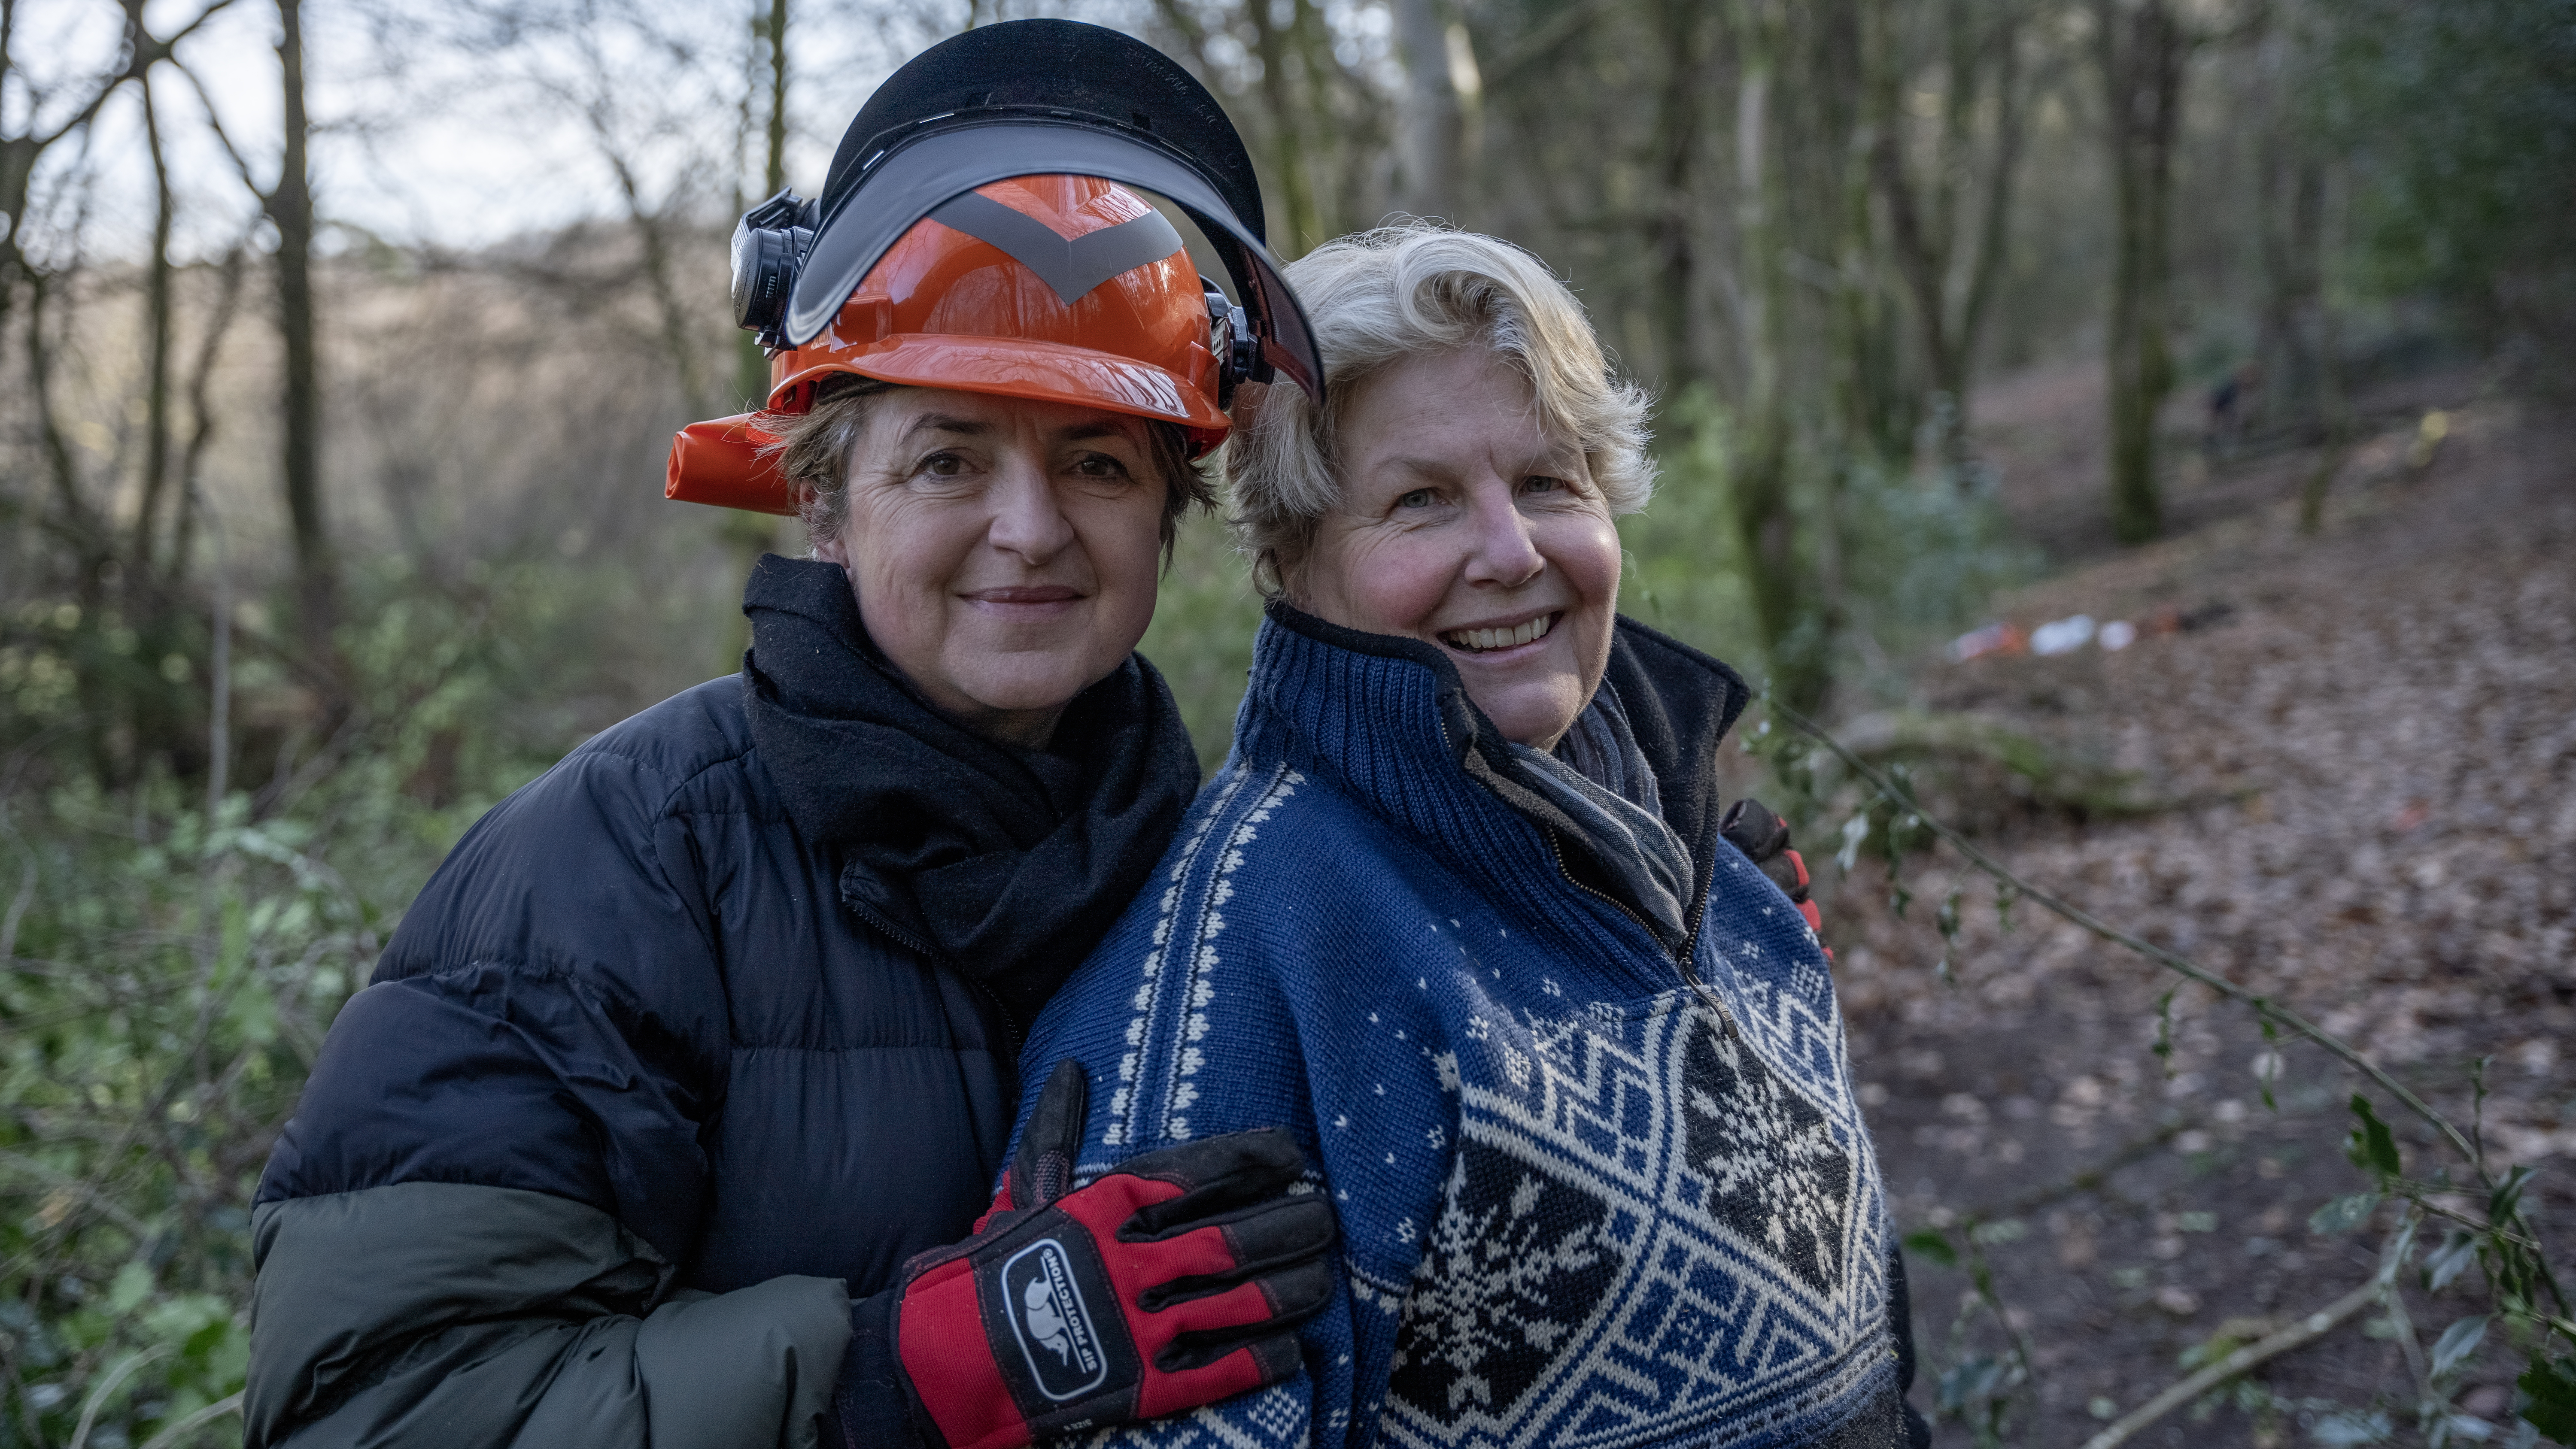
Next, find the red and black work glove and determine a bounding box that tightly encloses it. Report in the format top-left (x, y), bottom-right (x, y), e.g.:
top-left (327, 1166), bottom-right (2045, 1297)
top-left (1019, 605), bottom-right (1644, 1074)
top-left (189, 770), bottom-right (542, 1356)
top-left (834, 1060), bottom-right (1336, 1449)
top-left (1722, 797), bottom-right (1829, 953)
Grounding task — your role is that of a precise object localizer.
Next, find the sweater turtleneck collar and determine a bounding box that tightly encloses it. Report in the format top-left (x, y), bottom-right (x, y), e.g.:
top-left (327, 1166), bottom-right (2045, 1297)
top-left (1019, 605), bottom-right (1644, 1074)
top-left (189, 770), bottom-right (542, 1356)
top-left (739, 554), bottom-right (1201, 1028)
top-left (1238, 597), bottom-right (1750, 957)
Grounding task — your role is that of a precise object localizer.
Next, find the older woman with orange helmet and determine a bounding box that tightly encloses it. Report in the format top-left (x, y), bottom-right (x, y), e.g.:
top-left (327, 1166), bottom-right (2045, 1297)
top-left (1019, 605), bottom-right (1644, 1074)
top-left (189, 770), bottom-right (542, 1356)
top-left (242, 23), bottom-right (1333, 1449)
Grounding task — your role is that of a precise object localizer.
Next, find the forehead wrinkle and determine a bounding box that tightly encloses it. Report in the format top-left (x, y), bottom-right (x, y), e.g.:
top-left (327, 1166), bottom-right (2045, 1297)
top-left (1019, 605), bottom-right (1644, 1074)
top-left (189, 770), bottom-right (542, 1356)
top-left (899, 413), bottom-right (994, 441)
top-left (1057, 418), bottom-right (1147, 445)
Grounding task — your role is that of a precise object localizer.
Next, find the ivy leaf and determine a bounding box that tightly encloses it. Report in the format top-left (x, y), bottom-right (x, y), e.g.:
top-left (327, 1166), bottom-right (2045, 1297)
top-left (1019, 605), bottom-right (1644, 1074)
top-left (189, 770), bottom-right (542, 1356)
top-left (2310, 1192), bottom-right (2381, 1236)
top-left (2424, 1229), bottom-right (2480, 1294)
top-left (1903, 1227), bottom-right (1959, 1269)
top-left (2518, 1354), bottom-right (2576, 1445)
top-left (2345, 1094), bottom-right (2401, 1181)
top-left (2429, 1315), bottom-right (2488, 1382)
top-left (2491, 1164), bottom-right (2538, 1228)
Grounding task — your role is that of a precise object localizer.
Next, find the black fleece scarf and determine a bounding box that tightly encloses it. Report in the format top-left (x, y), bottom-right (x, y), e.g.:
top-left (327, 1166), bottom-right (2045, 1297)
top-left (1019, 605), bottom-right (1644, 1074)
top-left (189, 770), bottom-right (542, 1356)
top-left (740, 554), bottom-right (1200, 1028)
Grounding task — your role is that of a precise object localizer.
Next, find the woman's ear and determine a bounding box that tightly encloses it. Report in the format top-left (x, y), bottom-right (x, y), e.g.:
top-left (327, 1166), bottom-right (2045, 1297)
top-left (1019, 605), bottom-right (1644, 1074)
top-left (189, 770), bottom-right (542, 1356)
top-left (811, 529), bottom-right (850, 568)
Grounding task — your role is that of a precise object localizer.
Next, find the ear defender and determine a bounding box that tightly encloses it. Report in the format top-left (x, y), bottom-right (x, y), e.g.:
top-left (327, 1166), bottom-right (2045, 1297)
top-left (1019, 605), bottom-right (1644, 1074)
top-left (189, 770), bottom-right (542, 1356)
top-left (730, 188), bottom-right (818, 351)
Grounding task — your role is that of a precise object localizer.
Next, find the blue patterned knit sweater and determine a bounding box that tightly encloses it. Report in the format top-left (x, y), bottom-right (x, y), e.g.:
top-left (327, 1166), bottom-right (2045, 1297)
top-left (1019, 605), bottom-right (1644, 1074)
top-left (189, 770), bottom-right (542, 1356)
top-left (1015, 605), bottom-right (1902, 1449)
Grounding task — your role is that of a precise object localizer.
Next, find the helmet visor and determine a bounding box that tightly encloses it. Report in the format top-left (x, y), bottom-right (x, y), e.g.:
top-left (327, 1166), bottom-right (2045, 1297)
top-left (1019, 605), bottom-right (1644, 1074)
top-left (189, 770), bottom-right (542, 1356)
top-left (786, 117), bottom-right (1321, 402)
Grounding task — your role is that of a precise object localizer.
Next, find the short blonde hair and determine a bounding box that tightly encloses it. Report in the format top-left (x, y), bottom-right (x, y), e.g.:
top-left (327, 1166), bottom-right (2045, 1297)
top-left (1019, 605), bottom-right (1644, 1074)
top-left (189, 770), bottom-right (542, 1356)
top-left (1225, 224), bottom-right (1653, 586)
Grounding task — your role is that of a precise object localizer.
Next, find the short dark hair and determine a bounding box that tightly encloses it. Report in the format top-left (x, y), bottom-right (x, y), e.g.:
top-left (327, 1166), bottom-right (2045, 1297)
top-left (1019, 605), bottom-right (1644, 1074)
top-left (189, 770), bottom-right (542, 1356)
top-left (761, 375), bottom-right (1214, 564)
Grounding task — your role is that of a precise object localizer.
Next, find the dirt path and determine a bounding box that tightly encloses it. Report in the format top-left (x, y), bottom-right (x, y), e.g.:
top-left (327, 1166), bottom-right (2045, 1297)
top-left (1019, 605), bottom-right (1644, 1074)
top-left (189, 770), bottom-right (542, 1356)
top-left (1826, 369), bottom-right (2575, 1442)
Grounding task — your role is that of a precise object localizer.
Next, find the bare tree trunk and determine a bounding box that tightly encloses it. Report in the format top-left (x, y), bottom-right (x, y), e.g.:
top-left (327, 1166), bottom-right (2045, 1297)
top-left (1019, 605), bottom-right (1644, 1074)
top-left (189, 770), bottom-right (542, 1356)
top-left (1393, 0), bottom-right (1459, 220)
top-left (2258, 158), bottom-right (2324, 428)
top-left (27, 273), bottom-right (109, 573)
top-left (2096, 0), bottom-right (2186, 546)
top-left (1245, 0), bottom-right (1321, 255)
top-left (1955, 12), bottom-right (2024, 412)
top-left (1288, 0), bottom-right (1352, 240)
top-left (1649, 0), bottom-right (1708, 394)
top-left (269, 0), bottom-right (337, 658)
top-left (171, 248), bottom-right (249, 584)
top-left (2297, 292), bottom-right (2346, 534)
top-left (1818, 0), bottom-right (1902, 464)
top-left (1723, 0), bottom-right (1830, 711)
top-left (27, 270), bottom-right (122, 780)
top-left (2254, 11), bottom-right (2324, 438)
top-left (132, 73), bottom-right (176, 579)
top-left (735, 0), bottom-right (787, 411)
top-left (1871, 0), bottom-right (2029, 461)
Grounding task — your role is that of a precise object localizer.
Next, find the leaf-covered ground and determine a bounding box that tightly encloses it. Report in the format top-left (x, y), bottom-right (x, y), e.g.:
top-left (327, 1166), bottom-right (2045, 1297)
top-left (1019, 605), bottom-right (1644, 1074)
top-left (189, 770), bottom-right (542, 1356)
top-left (1825, 365), bottom-right (2573, 1443)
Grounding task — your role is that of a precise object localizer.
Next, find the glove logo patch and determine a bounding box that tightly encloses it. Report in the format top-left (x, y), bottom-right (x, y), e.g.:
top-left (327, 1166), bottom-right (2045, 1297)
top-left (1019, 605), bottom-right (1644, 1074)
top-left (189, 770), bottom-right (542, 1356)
top-left (1001, 1238), bottom-right (1110, 1401)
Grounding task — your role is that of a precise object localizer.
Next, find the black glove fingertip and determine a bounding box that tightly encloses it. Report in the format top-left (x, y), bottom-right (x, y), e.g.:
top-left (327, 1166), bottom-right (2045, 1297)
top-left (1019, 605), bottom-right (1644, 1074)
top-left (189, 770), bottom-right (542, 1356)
top-left (1257, 1257), bottom-right (1335, 1322)
top-left (1013, 1059), bottom-right (1089, 1208)
top-left (1227, 1195), bottom-right (1337, 1263)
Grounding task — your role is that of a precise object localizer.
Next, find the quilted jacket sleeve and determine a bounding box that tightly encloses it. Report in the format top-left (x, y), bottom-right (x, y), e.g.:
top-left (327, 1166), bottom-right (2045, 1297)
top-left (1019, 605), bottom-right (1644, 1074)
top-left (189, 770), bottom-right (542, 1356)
top-left (244, 740), bottom-right (852, 1448)
top-left (245, 1182), bottom-right (850, 1449)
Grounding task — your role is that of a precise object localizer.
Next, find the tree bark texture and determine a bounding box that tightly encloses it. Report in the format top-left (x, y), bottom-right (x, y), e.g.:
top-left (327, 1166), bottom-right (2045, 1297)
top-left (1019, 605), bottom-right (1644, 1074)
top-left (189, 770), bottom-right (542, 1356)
top-left (1393, 0), bottom-right (1460, 221)
top-left (1722, 0), bottom-right (1826, 711)
top-left (2254, 13), bottom-right (2325, 436)
top-left (1648, 0), bottom-right (1708, 394)
top-left (134, 73), bottom-right (177, 581)
top-left (1245, 0), bottom-right (1322, 255)
top-left (269, 0), bottom-right (337, 652)
top-left (2096, 0), bottom-right (2186, 545)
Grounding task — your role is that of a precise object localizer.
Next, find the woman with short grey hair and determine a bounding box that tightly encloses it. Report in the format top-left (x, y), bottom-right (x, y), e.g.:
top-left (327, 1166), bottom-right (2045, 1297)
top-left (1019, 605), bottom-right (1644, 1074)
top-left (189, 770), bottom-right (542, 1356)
top-left (1011, 222), bottom-right (1928, 1448)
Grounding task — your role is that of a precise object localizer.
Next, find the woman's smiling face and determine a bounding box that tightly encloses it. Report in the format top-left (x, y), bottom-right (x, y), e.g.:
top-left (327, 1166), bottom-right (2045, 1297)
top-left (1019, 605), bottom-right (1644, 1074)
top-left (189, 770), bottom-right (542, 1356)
top-left (1288, 347), bottom-right (1620, 749)
top-left (816, 386), bottom-right (1167, 749)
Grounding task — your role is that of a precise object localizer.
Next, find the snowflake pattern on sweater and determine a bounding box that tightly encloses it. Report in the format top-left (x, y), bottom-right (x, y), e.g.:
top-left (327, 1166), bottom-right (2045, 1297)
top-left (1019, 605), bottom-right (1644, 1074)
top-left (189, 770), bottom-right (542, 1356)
top-left (1021, 612), bottom-right (1899, 1449)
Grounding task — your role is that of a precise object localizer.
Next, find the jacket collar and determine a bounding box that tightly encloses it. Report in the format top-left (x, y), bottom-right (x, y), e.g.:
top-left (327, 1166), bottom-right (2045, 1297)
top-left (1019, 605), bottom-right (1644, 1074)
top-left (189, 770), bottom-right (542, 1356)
top-left (1240, 598), bottom-right (1751, 955)
top-left (741, 554), bottom-right (1202, 1027)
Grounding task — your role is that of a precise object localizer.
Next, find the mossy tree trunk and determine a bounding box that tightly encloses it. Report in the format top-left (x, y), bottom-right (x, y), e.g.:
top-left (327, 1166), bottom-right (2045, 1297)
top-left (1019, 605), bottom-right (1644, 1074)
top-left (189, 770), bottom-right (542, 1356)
top-left (2095, 0), bottom-right (2188, 546)
top-left (270, 0), bottom-right (339, 666)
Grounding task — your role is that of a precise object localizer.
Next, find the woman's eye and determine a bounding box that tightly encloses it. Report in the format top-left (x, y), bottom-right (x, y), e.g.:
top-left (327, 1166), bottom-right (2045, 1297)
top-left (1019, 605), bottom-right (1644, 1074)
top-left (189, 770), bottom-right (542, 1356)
top-left (919, 452), bottom-right (965, 477)
top-left (1396, 488), bottom-right (1436, 509)
top-left (1072, 453), bottom-right (1130, 479)
top-left (1523, 475), bottom-right (1563, 494)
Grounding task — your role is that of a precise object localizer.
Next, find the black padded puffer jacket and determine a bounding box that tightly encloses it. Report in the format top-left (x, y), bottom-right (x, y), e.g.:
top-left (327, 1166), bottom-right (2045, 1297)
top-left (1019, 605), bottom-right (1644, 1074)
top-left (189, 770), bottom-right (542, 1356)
top-left (246, 559), bottom-right (1199, 1449)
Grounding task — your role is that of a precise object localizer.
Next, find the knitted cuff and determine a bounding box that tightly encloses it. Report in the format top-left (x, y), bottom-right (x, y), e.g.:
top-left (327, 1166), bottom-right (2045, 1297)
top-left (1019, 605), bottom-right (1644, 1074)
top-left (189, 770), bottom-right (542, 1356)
top-left (831, 1286), bottom-right (936, 1449)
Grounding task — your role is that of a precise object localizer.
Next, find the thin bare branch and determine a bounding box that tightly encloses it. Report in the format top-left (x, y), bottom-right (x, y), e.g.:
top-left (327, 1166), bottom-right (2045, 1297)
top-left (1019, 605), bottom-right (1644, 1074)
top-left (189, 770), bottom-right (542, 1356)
top-left (2079, 1275), bottom-right (2382, 1449)
top-left (1774, 697), bottom-right (2485, 1171)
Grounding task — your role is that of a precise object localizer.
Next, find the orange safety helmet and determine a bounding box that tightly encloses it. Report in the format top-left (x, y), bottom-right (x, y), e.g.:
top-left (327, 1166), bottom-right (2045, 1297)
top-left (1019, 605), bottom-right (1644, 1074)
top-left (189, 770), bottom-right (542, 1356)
top-left (778, 175), bottom-right (1225, 437)
top-left (667, 20), bottom-right (1322, 518)
top-left (668, 176), bottom-right (1227, 516)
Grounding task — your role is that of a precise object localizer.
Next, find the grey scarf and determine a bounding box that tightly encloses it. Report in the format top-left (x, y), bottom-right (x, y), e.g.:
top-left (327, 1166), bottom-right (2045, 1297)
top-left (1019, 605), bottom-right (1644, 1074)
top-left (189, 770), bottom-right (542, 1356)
top-left (1510, 683), bottom-right (1696, 943)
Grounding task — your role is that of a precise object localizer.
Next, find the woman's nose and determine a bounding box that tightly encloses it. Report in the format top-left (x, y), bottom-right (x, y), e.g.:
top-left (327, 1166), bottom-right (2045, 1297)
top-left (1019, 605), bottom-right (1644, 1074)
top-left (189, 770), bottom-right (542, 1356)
top-left (985, 459), bottom-right (1077, 564)
top-left (1461, 482), bottom-right (1545, 588)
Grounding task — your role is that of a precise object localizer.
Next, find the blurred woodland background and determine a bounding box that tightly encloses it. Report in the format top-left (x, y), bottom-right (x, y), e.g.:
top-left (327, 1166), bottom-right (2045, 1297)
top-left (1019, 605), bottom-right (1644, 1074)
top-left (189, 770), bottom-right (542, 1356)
top-left (0, 0), bottom-right (2570, 1444)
